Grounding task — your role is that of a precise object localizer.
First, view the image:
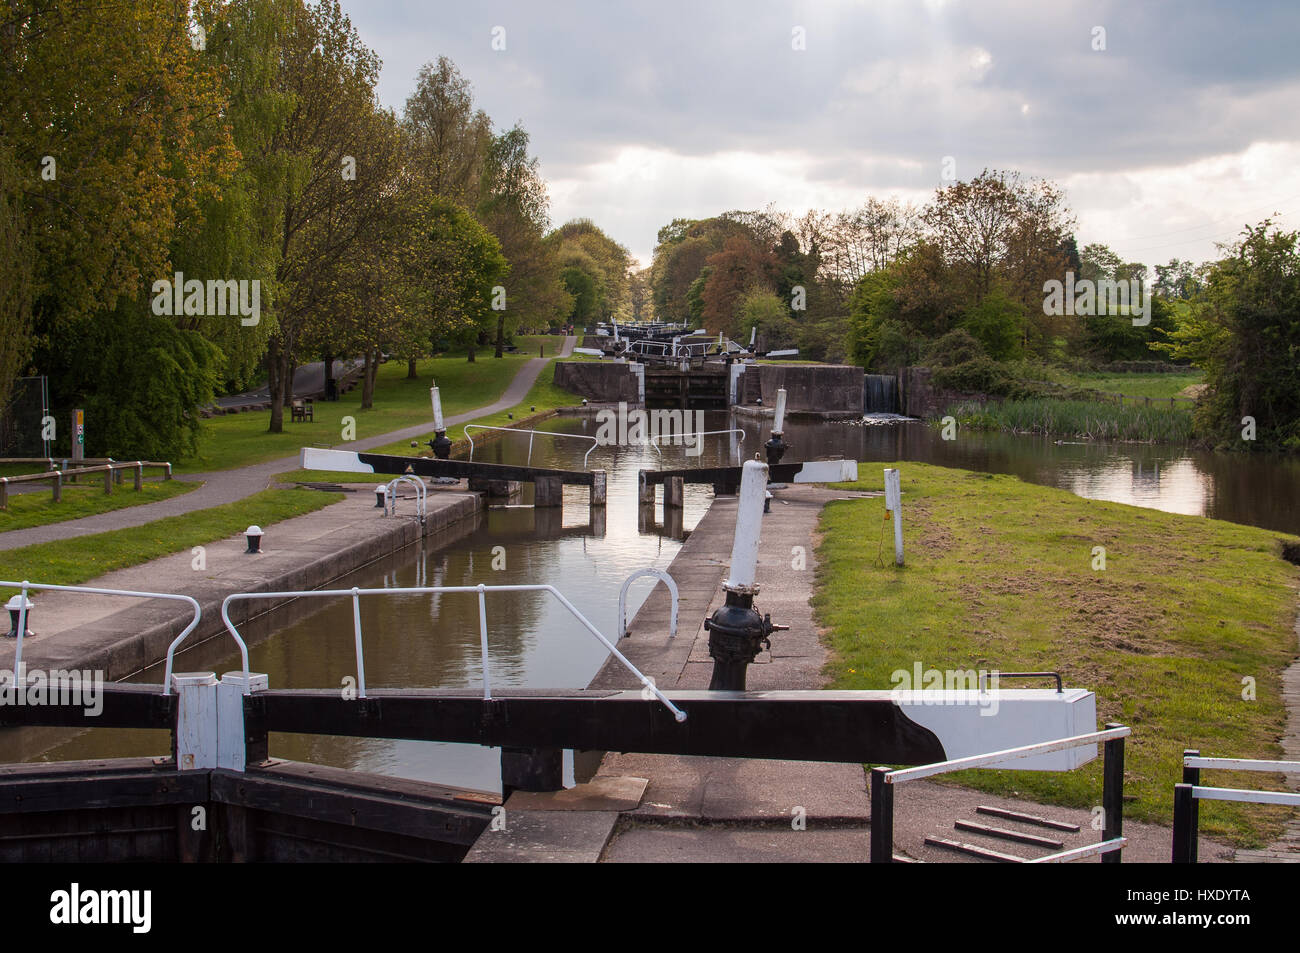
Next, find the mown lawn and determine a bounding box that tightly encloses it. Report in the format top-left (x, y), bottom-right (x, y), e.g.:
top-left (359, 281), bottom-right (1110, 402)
top-left (0, 488), bottom-right (341, 596)
top-left (277, 361), bottom-right (583, 484)
top-left (815, 462), bottom-right (1300, 845)
top-left (0, 478), bottom-right (195, 532)
top-left (178, 353), bottom-right (538, 474)
top-left (1062, 370), bottom-right (1203, 400)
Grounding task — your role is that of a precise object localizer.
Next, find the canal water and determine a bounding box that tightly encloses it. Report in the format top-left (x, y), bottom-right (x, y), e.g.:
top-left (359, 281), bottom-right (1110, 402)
top-left (6, 411), bottom-right (1297, 789)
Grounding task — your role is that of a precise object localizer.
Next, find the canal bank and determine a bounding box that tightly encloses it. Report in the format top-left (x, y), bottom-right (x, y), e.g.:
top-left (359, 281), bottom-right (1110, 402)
top-left (468, 478), bottom-right (1239, 863)
top-left (0, 486), bottom-right (481, 683)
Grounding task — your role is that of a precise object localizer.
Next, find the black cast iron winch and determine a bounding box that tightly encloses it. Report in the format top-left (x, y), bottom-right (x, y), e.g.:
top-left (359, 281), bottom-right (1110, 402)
top-left (704, 589), bottom-right (788, 690)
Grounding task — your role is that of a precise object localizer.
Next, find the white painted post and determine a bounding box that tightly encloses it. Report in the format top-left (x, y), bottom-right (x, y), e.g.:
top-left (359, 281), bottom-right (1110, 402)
top-left (884, 467), bottom-right (903, 566)
top-left (724, 460), bottom-right (769, 591)
top-left (172, 672), bottom-right (218, 771)
top-left (217, 671), bottom-right (269, 771)
top-left (431, 386), bottom-right (445, 432)
top-left (729, 363), bottom-right (745, 404)
top-left (773, 387), bottom-right (788, 435)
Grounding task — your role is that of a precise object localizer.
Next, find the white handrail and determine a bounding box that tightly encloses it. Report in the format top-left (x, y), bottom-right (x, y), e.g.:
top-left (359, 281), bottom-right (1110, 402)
top-left (1190, 786), bottom-right (1300, 807)
top-left (618, 569), bottom-right (678, 639)
top-left (648, 428), bottom-right (746, 455)
top-left (463, 424), bottom-right (598, 468)
top-left (884, 726), bottom-right (1131, 784)
top-left (1025, 838), bottom-right (1128, 864)
top-left (220, 583), bottom-right (687, 722)
top-left (1183, 756), bottom-right (1300, 773)
top-left (384, 475), bottom-right (426, 524)
top-left (0, 579), bottom-right (228, 695)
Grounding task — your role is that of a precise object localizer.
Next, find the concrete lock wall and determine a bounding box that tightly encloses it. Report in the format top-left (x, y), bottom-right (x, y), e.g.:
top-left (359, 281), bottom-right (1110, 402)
top-left (741, 364), bottom-right (864, 417)
top-left (553, 361), bottom-right (641, 403)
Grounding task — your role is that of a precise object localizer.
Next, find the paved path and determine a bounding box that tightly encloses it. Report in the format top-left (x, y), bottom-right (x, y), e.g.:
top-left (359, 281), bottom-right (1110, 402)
top-left (1233, 607), bottom-right (1300, 863)
top-left (472, 482), bottom-right (1237, 863)
top-left (0, 338), bottom-right (573, 553)
top-left (214, 358), bottom-right (365, 410)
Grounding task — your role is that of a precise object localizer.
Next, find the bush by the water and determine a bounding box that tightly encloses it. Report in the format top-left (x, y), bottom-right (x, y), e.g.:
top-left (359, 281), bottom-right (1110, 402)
top-left (925, 330), bottom-right (1062, 400)
top-left (948, 397), bottom-right (1195, 442)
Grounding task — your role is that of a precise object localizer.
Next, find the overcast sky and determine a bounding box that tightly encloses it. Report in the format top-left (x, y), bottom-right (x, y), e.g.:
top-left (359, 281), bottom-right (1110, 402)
top-left (341, 0), bottom-right (1300, 269)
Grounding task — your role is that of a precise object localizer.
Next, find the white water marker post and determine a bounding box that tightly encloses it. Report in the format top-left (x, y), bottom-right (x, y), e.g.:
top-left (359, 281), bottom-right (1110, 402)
top-left (884, 467), bottom-right (903, 566)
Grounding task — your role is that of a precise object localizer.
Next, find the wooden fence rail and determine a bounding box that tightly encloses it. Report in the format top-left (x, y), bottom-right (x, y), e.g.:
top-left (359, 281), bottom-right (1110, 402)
top-left (0, 461), bottom-right (172, 509)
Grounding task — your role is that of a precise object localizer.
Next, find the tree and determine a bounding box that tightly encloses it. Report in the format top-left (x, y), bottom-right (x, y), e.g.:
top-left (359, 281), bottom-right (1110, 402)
top-left (262, 0), bottom-right (387, 432)
top-left (478, 125), bottom-right (568, 351)
top-left (1158, 220), bottom-right (1300, 450)
top-left (701, 235), bottom-right (777, 334)
top-left (404, 56), bottom-right (492, 207)
top-left (419, 198), bottom-right (509, 361)
top-left (3, 0), bottom-right (237, 446)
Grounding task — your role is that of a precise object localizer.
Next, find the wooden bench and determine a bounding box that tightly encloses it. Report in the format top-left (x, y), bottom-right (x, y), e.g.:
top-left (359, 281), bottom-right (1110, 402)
top-left (290, 398), bottom-right (314, 423)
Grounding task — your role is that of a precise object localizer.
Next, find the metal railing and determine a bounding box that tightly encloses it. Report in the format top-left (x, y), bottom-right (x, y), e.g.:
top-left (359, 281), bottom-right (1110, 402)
top-left (648, 428), bottom-right (746, 455)
top-left (383, 475), bottom-right (426, 524)
top-left (618, 569), bottom-right (678, 639)
top-left (0, 580), bottom-right (219, 692)
top-left (1173, 749), bottom-right (1300, 862)
top-left (871, 724), bottom-right (1131, 863)
top-left (463, 424), bottom-right (598, 468)
top-left (220, 583), bottom-right (686, 721)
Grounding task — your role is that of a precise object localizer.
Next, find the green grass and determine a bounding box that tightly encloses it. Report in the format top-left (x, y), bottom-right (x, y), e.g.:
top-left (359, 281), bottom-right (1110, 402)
top-left (1062, 370), bottom-right (1203, 400)
top-left (947, 398), bottom-right (1195, 443)
top-left (0, 478), bottom-right (195, 532)
top-left (277, 361), bottom-right (584, 484)
top-left (0, 488), bottom-right (341, 596)
top-left (180, 353), bottom-right (538, 474)
top-left (815, 462), bottom-right (1300, 845)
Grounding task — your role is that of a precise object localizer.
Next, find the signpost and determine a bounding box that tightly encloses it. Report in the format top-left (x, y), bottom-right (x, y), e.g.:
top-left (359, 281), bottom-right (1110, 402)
top-left (71, 409), bottom-right (84, 473)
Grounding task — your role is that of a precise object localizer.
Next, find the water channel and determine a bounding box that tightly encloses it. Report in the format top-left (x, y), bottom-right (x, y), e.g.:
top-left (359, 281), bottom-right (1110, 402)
top-left (6, 411), bottom-right (1297, 792)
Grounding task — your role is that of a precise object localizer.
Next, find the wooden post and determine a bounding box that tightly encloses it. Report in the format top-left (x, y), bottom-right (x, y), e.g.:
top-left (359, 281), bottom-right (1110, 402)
top-left (0, 478), bottom-right (7, 510)
top-left (664, 476), bottom-right (685, 509)
top-left (534, 475), bottom-right (563, 508)
top-left (103, 467), bottom-right (112, 495)
top-left (1172, 783), bottom-right (1196, 863)
top-left (638, 469), bottom-right (656, 505)
top-left (217, 671), bottom-right (269, 771)
top-left (870, 767), bottom-right (894, 863)
top-left (1181, 749), bottom-right (1200, 863)
top-left (884, 468), bottom-right (903, 566)
top-left (590, 469), bottom-right (607, 508)
top-left (134, 463), bottom-right (143, 491)
top-left (172, 672), bottom-right (219, 771)
top-left (1102, 723), bottom-right (1125, 864)
top-left (52, 471), bottom-right (61, 503)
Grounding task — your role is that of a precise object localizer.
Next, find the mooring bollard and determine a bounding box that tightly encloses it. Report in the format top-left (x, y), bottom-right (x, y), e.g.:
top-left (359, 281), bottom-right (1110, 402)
top-left (703, 459), bottom-right (787, 690)
top-left (5, 594), bottom-right (33, 639)
top-left (244, 525), bottom-right (263, 554)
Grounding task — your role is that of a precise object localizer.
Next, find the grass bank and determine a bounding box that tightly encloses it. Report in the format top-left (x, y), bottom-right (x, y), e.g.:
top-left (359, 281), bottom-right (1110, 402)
top-left (180, 353), bottom-right (538, 474)
top-left (815, 462), bottom-right (1300, 845)
top-left (946, 398), bottom-right (1195, 443)
top-left (276, 361), bottom-right (583, 485)
top-left (1061, 370), bottom-right (1203, 400)
top-left (0, 478), bottom-right (195, 532)
top-left (0, 488), bottom-right (340, 597)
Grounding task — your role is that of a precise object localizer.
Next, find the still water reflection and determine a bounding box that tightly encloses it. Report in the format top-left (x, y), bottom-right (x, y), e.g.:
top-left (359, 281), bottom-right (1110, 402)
top-left (7, 411), bottom-right (1295, 790)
